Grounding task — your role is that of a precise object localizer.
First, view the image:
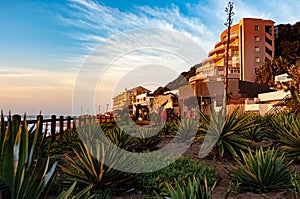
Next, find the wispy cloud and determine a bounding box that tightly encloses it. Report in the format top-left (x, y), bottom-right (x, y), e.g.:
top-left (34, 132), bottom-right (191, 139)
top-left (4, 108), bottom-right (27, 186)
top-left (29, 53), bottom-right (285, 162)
top-left (0, 67), bottom-right (76, 89)
top-left (186, 0), bottom-right (300, 33)
top-left (60, 0), bottom-right (216, 52)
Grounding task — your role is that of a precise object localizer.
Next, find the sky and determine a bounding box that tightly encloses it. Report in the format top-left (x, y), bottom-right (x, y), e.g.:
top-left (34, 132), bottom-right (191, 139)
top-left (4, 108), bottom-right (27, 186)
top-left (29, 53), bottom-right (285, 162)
top-left (0, 0), bottom-right (299, 115)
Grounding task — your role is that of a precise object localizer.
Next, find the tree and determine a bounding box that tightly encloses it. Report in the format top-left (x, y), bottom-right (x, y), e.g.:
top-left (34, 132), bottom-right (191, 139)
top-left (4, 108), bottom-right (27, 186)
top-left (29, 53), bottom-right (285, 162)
top-left (255, 56), bottom-right (289, 87)
top-left (276, 61), bottom-right (300, 112)
top-left (275, 22), bottom-right (300, 64)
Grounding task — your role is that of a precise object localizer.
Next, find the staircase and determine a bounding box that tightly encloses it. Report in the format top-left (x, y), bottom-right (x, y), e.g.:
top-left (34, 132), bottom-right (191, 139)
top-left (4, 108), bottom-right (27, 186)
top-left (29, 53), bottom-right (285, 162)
top-left (266, 94), bottom-right (291, 115)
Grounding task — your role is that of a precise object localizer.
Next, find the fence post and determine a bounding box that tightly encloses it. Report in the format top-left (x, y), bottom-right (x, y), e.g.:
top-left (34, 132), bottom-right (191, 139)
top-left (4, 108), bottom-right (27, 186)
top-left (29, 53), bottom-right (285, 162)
top-left (59, 115), bottom-right (64, 137)
top-left (73, 116), bottom-right (77, 129)
top-left (80, 115), bottom-right (86, 126)
top-left (12, 114), bottom-right (21, 130)
top-left (0, 182), bottom-right (11, 199)
top-left (88, 115), bottom-right (92, 124)
top-left (101, 115), bottom-right (104, 124)
top-left (96, 114), bottom-right (100, 124)
top-left (51, 115), bottom-right (56, 142)
top-left (67, 116), bottom-right (71, 129)
top-left (37, 115), bottom-right (43, 134)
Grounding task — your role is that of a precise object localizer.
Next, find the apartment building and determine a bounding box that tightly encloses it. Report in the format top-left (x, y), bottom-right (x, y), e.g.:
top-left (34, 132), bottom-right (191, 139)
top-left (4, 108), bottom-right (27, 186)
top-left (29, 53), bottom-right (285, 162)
top-left (195, 18), bottom-right (275, 83)
top-left (112, 86), bottom-right (150, 113)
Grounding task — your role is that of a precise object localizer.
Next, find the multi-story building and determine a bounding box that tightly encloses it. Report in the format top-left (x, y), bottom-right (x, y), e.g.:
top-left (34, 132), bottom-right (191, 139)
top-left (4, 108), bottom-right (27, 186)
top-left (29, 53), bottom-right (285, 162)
top-left (184, 18), bottom-right (275, 114)
top-left (195, 18), bottom-right (275, 83)
top-left (112, 86), bottom-right (150, 113)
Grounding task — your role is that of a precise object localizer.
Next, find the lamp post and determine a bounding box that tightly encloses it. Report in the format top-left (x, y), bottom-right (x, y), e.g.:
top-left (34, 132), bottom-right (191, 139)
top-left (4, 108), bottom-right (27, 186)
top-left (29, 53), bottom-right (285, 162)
top-left (106, 104), bottom-right (109, 113)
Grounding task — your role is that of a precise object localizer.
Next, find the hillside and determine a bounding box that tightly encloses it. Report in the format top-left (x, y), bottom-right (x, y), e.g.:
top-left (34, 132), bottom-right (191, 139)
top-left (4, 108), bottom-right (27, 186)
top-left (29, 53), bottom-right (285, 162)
top-left (275, 21), bottom-right (300, 64)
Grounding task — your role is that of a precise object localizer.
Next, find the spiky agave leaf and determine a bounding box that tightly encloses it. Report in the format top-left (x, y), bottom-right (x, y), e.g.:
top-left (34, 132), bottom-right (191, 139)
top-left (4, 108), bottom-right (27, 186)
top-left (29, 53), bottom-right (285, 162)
top-left (61, 124), bottom-right (135, 189)
top-left (162, 175), bottom-right (216, 199)
top-left (270, 113), bottom-right (300, 158)
top-left (0, 113), bottom-right (57, 199)
top-left (199, 109), bottom-right (256, 158)
top-left (230, 147), bottom-right (293, 193)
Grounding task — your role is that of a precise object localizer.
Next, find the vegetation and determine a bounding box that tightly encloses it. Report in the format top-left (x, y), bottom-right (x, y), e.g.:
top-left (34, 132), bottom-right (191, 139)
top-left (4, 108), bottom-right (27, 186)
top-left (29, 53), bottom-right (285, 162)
top-left (61, 125), bottom-right (135, 191)
top-left (276, 61), bottom-right (300, 113)
top-left (255, 56), bottom-right (290, 87)
top-left (1, 105), bottom-right (300, 198)
top-left (137, 156), bottom-right (216, 197)
top-left (175, 118), bottom-right (199, 143)
top-left (0, 113), bottom-right (57, 199)
top-left (198, 109), bottom-right (256, 158)
top-left (57, 181), bottom-right (94, 199)
top-left (275, 22), bottom-right (300, 63)
top-left (131, 127), bottom-right (161, 152)
top-left (153, 64), bottom-right (200, 92)
top-left (230, 147), bottom-right (293, 193)
top-left (159, 176), bottom-right (216, 199)
top-left (244, 114), bottom-right (268, 142)
top-left (270, 113), bottom-right (300, 159)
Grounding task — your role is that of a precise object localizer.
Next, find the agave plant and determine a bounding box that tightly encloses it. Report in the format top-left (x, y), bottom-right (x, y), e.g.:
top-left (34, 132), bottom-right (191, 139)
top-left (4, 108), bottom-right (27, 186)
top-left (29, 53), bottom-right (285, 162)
top-left (61, 124), bottom-right (135, 190)
top-left (159, 120), bottom-right (179, 137)
top-left (230, 146), bottom-right (293, 193)
top-left (0, 112), bottom-right (57, 199)
top-left (175, 119), bottom-right (199, 143)
top-left (198, 109), bottom-right (256, 158)
top-left (57, 181), bottom-right (94, 199)
top-left (244, 114), bottom-right (267, 142)
top-left (62, 129), bottom-right (81, 145)
top-left (131, 127), bottom-right (161, 152)
top-left (160, 176), bottom-right (216, 199)
top-left (270, 113), bottom-right (300, 159)
top-left (104, 127), bottom-right (132, 149)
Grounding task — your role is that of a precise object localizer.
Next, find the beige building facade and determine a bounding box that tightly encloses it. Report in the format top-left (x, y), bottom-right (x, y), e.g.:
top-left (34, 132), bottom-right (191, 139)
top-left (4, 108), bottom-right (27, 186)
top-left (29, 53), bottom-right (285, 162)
top-left (112, 86), bottom-right (150, 112)
top-left (195, 18), bottom-right (275, 83)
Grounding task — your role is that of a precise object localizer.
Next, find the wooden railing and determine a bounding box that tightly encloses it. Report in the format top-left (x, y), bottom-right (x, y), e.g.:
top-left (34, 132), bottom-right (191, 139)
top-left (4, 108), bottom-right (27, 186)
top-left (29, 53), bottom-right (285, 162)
top-left (4, 114), bottom-right (113, 142)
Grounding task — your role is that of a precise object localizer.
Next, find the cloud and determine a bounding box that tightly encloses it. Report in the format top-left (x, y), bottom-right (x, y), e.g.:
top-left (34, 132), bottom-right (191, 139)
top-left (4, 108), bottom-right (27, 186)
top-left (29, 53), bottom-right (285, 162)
top-left (0, 67), bottom-right (76, 89)
top-left (60, 0), bottom-right (216, 53)
top-left (186, 0), bottom-right (300, 33)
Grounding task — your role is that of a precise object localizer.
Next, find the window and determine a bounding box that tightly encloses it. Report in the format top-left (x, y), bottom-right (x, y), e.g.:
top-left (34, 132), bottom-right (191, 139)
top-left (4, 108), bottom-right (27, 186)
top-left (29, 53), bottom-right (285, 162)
top-left (255, 57), bottom-right (260, 63)
top-left (255, 46), bottom-right (260, 52)
top-left (255, 36), bottom-right (260, 41)
top-left (254, 25), bottom-right (259, 31)
top-left (229, 68), bottom-right (240, 74)
top-left (232, 50), bottom-right (238, 55)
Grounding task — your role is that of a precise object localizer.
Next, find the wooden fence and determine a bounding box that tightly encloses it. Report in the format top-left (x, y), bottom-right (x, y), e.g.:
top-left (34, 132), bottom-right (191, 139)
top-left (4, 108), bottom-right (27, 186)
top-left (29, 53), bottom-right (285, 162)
top-left (5, 114), bottom-right (113, 142)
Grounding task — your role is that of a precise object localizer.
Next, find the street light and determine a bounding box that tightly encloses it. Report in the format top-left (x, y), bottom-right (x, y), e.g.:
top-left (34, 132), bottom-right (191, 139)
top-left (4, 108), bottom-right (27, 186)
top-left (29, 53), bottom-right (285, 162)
top-left (106, 104), bottom-right (109, 113)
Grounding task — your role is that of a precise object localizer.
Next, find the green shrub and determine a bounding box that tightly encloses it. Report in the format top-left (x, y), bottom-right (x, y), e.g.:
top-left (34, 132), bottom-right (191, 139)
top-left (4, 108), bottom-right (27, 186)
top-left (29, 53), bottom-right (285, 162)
top-left (137, 156), bottom-right (216, 197)
top-left (230, 146), bottom-right (293, 193)
top-left (159, 175), bottom-right (216, 199)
